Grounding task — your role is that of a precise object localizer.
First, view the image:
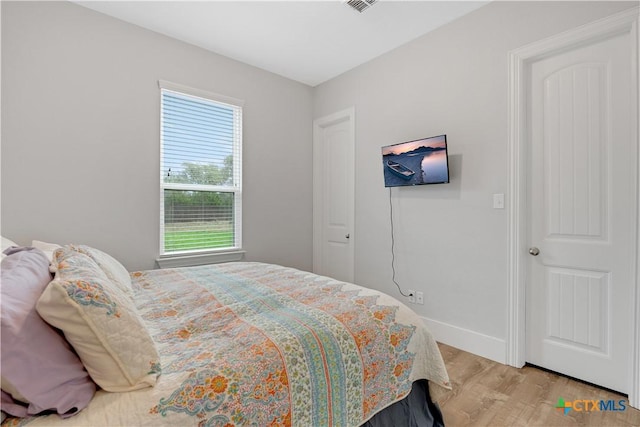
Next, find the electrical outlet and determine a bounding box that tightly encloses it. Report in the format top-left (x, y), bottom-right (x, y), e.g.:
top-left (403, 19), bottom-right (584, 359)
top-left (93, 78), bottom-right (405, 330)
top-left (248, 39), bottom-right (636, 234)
top-left (407, 289), bottom-right (416, 304)
top-left (416, 291), bottom-right (424, 305)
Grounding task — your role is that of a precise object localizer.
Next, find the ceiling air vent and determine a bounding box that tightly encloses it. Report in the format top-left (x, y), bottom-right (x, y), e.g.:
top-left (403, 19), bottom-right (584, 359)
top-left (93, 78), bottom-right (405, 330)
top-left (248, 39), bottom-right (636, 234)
top-left (345, 0), bottom-right (377, 13)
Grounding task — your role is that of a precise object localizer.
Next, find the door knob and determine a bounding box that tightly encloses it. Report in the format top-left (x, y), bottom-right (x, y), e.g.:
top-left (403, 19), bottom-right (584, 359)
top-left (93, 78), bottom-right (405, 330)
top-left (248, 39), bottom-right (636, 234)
top-left (529, 247), bottom-right (540, 256)
top-left (345, 234), bottom-right (350, 239)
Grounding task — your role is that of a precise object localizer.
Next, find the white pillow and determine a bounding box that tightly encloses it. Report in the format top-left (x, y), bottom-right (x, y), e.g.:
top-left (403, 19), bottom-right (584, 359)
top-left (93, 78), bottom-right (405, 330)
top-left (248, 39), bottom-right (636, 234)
top-left (1, 236), bottom-right (18, 251)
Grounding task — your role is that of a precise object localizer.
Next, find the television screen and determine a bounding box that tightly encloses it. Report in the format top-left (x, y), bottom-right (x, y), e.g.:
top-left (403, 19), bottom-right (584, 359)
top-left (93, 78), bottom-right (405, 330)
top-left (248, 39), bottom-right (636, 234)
top-left (381, 134), bottom-right (449, 187)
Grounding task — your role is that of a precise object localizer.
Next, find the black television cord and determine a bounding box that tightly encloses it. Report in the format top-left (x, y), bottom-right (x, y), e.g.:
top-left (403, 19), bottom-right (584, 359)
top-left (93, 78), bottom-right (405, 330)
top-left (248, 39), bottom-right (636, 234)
top-left (389, 188), bottom-right (414, 298)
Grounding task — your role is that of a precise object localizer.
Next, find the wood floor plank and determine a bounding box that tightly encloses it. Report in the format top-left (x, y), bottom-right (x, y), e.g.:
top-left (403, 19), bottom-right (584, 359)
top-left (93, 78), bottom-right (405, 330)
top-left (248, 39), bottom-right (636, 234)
top-left (437, 343), bottom-right (640, 426)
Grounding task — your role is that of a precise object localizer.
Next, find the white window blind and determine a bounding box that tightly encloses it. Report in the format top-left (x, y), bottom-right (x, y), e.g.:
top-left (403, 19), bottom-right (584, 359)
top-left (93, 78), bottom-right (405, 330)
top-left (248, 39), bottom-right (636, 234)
top-left (159, 81), bottom-right (242, 255)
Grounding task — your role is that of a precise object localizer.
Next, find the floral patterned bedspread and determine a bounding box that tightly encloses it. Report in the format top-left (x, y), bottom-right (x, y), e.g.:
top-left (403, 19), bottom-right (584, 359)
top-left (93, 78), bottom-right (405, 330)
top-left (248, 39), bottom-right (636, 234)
top-left (6, 262), bottom-right (450, 427)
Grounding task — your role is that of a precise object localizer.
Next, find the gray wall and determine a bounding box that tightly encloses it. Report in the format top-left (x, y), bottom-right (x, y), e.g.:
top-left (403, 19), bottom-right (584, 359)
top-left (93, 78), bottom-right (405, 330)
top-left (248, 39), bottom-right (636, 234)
top-left (313, 1), bottom-right (637, 344)
top-left (2, 0), bottom-right (637, 354)
top-left (1, 1), bottom-right (313, 271)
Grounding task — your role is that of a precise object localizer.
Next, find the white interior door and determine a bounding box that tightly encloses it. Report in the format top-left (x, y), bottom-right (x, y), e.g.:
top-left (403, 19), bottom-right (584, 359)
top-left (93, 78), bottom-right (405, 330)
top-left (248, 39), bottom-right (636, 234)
top-left (526, 28), bottom-right (636, 393)
top-left (313, 108), bottom-right (355, 283)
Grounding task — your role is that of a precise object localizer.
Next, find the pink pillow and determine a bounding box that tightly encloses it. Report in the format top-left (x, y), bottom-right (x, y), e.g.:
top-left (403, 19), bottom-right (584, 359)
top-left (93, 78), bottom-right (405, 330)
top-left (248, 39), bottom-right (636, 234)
top-left (0, 247), bottom-right (96, 418)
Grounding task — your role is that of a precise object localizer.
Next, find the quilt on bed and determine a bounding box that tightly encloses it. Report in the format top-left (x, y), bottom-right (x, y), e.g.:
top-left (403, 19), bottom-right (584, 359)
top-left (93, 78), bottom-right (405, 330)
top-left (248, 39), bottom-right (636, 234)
top-left (5, 262), bottom-right (450, 427)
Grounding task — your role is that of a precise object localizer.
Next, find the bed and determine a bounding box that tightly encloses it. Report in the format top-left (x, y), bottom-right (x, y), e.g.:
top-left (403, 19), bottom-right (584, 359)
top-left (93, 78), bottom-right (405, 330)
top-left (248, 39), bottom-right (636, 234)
top-left (1, 243), bottom-right (450, 426)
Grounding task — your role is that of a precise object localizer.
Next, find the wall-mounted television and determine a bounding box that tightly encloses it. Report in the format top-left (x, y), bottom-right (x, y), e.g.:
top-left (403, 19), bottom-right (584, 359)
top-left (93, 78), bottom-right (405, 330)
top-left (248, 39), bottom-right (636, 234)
top-left (381, 134), bottom-right (449, 187)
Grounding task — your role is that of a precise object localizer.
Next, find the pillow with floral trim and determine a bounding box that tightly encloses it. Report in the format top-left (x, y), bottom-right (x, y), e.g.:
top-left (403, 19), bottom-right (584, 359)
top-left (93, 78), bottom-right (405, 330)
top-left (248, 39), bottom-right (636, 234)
top-left (36, 247), bottom-right (161, 392)
top-left (67, 244), bottom-right (133, 298)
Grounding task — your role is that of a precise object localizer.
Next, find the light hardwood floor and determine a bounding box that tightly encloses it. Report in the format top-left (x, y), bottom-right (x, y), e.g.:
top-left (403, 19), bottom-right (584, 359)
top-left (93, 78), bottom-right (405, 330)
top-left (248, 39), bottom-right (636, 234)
top-left (437, 343), bottom-right (640, 426)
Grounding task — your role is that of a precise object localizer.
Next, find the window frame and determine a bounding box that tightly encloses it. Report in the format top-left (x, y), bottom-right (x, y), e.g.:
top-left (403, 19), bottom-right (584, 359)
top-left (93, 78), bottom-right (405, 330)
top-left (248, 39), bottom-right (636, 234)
top-left (157, 80), bottom-right (244, 267)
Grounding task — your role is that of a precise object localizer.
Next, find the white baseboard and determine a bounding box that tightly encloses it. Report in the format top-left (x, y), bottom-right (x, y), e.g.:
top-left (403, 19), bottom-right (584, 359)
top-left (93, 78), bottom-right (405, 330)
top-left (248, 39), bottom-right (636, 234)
top-left (422, 316), bottom-right (506, 364)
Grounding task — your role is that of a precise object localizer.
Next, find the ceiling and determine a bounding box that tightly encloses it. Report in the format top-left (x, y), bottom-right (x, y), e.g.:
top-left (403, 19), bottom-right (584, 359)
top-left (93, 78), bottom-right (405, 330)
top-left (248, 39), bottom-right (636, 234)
top-left (76, 1), bottom-right (489, 87)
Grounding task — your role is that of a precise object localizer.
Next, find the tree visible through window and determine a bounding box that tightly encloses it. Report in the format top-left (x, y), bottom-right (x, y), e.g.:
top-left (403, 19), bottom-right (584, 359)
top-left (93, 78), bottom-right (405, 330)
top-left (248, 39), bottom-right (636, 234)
top-left (159, 82), bottom-right (242, 255)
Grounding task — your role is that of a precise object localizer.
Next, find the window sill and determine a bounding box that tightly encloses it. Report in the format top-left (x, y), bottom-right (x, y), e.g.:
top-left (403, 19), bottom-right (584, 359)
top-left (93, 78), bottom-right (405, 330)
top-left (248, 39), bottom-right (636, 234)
top-left (156, 250), bottom-right (245, 269)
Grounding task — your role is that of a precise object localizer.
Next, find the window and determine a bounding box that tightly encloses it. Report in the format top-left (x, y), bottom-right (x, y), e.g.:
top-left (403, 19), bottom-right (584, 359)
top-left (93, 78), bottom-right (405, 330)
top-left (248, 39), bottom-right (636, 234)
top-left (159, 81), bottom-right (242, 257)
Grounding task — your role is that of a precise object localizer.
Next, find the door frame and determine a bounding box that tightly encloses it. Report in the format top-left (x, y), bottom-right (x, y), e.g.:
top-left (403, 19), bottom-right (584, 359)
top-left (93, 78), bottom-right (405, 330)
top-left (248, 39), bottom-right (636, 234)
top-left (312, 107), bottom-right (356, 280)
top-left (506, 7), bottom-right (639, 407)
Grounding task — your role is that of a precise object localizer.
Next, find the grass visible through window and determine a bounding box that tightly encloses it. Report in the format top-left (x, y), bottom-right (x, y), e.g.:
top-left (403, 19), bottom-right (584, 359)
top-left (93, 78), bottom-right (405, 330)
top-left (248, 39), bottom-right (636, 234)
top-left (164, 222), bottom-right (234, 252)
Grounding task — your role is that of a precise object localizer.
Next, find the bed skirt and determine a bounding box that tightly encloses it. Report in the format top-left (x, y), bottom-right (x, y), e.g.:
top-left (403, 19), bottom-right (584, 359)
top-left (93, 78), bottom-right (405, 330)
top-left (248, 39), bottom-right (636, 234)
top-left (363, 380), bottom-right (445, 427)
